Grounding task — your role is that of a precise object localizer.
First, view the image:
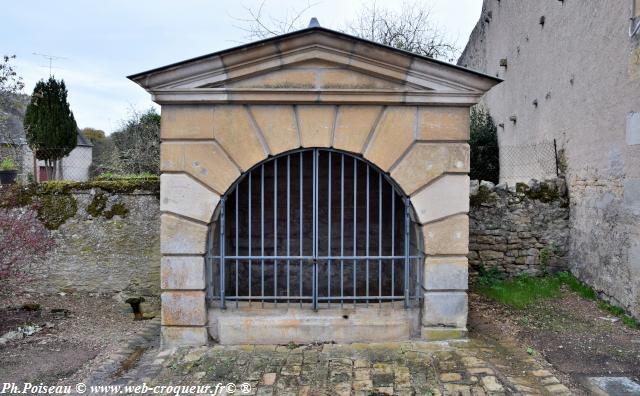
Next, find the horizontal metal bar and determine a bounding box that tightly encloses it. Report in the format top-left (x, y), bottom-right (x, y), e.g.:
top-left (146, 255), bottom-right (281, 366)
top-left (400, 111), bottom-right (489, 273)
top-left (223, 255), bottom-right (422, 260)
top-left (211, 295), bottom-right (416, 301)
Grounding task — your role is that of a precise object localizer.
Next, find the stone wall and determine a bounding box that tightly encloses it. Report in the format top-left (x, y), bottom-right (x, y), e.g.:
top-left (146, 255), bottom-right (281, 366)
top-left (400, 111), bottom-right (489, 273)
top-left (468, 179), bottom-right (569, 276)
top-left (4, 183), bottom-right (161, 300)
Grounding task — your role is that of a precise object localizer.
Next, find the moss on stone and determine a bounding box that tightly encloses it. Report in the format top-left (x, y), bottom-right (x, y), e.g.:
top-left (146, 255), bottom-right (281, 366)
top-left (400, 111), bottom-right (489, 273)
top-left (470, 185), bottom-right (497, 207)
top-left (34, 193), bottom-right (78, 230)
top-left (103, 203), bottom-right (129, 219)
top-left (515, 182), bottom-right (563, 203)
top-left (87, 193), bottom-right (108, 217)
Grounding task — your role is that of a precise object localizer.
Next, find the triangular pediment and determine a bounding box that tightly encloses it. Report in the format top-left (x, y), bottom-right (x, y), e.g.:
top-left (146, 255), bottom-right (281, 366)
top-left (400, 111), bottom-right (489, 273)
top-left (129, 28), bottom-right (500, 105)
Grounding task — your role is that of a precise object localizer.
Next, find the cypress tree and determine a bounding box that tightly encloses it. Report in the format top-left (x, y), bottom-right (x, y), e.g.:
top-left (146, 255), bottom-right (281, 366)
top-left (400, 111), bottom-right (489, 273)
top-left (24, 77), bottom-right (78, 179)
top-left (469, 107), bottom-right (500, 183)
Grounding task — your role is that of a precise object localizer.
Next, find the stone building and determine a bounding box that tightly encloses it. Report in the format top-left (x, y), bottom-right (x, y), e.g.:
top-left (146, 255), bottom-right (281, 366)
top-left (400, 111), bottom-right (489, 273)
top-left (458, 1), bottom-right (640, 318)
top-left (130, 24), bottom-right (499, 346)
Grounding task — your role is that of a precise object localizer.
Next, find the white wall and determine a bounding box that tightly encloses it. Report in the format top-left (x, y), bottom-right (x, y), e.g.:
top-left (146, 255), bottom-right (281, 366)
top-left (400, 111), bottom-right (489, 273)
top-left (459, 1), bottom-right (640, 317)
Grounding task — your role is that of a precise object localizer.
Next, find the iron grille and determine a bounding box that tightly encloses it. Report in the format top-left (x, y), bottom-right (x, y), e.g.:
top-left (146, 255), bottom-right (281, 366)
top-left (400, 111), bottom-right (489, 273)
top-left (207, 149), bottom-right (423, 310)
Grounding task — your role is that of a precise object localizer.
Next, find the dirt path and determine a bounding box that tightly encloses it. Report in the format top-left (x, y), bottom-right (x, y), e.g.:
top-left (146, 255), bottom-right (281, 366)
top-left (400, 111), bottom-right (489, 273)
top-left (0, 292), bottom-right (158, 385)
top-left (469, 287), bottom-right (640, 393)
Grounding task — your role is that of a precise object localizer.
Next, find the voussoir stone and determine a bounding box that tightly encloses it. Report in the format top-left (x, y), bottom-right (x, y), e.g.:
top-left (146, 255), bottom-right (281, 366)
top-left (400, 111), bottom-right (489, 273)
top-left (391, 143), bottom-right (470, 195)
top-left (333, 105), bottom-right (382, 154)
top-left (364, 106), bottom-right (416, 171)
top-left (213, 105), bottom-right (267, 171)
top-left (422, 214), bottom-right (469, 255)
top-left (160, 173), bottom-right (219, 222)
top-left (161, 142), bottom-right (240, 194)
top-left (417, 107), bottom-right (470, 140)
top-left (297, 105), bottom-right (335, 148)
top-left (161, 291), bottom-right (207, 326)
top-left (250, 105), bottom-right (300, 155)
top-left (160, 214), bottom-right (208, 255)
top-left (161, 256), bottom-right (206, 290)
top-left (161, 104), bottom-right (214, 139)
top-left (424, 256), bottom-right (468, 290)
top-left (411, 174), bottom-right (470, 224)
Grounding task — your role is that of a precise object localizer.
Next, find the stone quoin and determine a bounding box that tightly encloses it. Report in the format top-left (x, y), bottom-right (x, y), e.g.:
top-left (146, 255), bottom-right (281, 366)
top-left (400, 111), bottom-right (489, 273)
top-left (130, 23), bottom-right (500, 346)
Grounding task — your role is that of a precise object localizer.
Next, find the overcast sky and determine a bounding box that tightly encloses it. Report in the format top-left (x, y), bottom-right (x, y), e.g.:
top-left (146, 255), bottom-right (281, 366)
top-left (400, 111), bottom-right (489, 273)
top-left (2, 0), bottom-right (482, 134)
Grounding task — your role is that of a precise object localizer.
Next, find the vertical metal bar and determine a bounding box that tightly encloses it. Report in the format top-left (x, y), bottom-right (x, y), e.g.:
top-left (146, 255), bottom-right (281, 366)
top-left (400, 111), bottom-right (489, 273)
top-left (206, 222), bottom-right (213, 302)
top-left (299, 152), bottom-right (303, 308)
top-left (287, 155), bottom-right (290, 307)
top-left (340, 153), bottom-right (344, 308)
top-left (404, 200), bottom-right (410, 308)
top-left (312, 149), bottom-right (318, 311)
top-left (327, 151), bottom-right (332, 308)
top-left (391, 190), bottom-right (395, 307)
top-left (378, 173), bottom-right (382, 307)
top-left (219, 198), bottom-right (226, 309)
top-left (274, 158), bottom-right (278, 307)
top-left (353, 157), bottom-right (357, 308)
top-left (248, 173), bottom-right (252, 305)
top-left (235, 180), bottom-right (239, 308)
top-left (365, 165), bottom-right (369, 307)
top-left (261, 164), bottom-right (265, 308)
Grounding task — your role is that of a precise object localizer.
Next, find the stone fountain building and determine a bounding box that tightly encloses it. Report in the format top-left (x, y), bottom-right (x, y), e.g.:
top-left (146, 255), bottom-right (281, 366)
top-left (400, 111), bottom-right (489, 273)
top-left (129, 24), bottom-right (499, 346)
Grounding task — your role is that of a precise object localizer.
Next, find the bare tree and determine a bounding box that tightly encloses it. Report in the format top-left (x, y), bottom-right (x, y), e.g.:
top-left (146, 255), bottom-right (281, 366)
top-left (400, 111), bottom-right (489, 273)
top-left (0, 55), bottom-right (26, 168)
top-left (232, 0), bottom-right (319, 40)
top-left (232, 1), bottom-right (459, 62)
top-left (347, 1), bottom-right (459, 62)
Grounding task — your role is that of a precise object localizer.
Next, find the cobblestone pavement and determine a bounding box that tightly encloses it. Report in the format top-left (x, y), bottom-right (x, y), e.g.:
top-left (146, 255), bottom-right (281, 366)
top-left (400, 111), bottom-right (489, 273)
top-left (105, 337), bottom-right (574, 395)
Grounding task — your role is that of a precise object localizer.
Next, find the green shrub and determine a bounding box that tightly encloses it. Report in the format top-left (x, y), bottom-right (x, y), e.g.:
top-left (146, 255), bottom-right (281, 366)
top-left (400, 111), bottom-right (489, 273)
top-left (470, 107), bottom-right (499, 183)
top-left (0, 157), bottom-right (16, 170)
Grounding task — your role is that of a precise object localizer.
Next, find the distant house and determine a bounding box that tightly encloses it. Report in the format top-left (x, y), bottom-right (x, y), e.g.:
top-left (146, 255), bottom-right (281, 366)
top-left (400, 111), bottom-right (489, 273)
top-left (0, 95), bottom-right (93, 182)
top-left (36, 132), bottom-right (93, 182)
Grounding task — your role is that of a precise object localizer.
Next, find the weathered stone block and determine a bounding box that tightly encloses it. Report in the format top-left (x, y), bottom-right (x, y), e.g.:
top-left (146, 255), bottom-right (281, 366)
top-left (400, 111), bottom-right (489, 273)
top-left (230, 69), bottom-right (316, 89)
top-left (161, 142), bottom-right (240, 194)
top-left (422, 291), bottom-right (468, 328)
top-left (421, 326), bottom-right (467, 341)
top-left (161, 256), bottom-right (205, 290)
top-left (333, 106), bottom-right (382, 153)
top-left (364, 107), bottom-right (416, 171)
top-left (249, 105), bottom-right (300, 155)
top-left (161, 291), bottom-right (207, 326)
top-left (417, 107), bottom-right (470, 140)
top-left (422, 214), bottom-right (469, 255)
top-left (160, 214), bottom-right (208, 255)
top-left (319, 69), bottom-right (400, 90)
top-left (411, 174), bottom-right (470, 224)
top-left (161, 326), bottom-right (208, 348)
top-left (391, 143), bottom-right (469, 195)
top-left (213, 105), bottom-right (267, 171)
top-left (424, 257), bottom-right (468, 290)
top-left (297, 105), bottom-right (335, 148)
top-left (160, 173), bottom-right (219, 222)
top-left (161, 105), bottom-right (214, 139)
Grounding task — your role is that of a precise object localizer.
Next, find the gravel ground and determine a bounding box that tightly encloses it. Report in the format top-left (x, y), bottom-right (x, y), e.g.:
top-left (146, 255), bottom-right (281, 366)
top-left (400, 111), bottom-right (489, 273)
top-left (0, 289), bottom-right (158, 386)
top-left (469, 287), bottom-right (640, 393)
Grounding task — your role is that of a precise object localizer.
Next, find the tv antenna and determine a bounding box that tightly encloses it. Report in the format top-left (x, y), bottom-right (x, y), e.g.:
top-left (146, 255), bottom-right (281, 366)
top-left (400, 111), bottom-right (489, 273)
top-left (32, 52), bottom-right (67, 76)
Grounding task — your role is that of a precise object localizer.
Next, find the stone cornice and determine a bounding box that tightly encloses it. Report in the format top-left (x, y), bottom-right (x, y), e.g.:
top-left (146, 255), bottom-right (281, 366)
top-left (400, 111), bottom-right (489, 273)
top-left (129, 28), bottom-right (500, 106)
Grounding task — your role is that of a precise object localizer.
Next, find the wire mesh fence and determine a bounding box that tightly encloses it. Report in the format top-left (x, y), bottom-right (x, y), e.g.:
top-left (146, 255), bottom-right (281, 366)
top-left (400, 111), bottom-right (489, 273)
top-left (0, 145), bottom-right (93, 183)
top-left (471, 140), bottom-right (559, 184)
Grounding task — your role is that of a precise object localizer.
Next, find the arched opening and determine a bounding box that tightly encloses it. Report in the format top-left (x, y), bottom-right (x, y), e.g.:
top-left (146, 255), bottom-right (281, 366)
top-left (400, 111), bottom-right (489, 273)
top-left (206, 148), bottom-right (423, 310)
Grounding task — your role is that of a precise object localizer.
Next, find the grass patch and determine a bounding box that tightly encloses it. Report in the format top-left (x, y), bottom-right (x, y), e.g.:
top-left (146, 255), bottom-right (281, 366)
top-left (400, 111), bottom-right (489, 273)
top-left (94, 172), bottom-right (159, 181)
top-left (556, 271), bottom-right (597, 300)
top-left (475, 269), bottom-right (640, 328)
top-left (475, 274), bottom-right (562, 309)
